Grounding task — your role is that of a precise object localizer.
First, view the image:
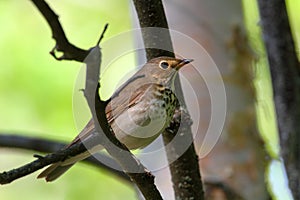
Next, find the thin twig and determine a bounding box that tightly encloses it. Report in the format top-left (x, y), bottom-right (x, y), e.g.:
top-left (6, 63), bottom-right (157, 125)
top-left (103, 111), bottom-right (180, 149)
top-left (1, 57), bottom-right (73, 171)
top-left (97, 24), bottom-right (109, 46)
top-left (132, 0), bottom-right (204, 199)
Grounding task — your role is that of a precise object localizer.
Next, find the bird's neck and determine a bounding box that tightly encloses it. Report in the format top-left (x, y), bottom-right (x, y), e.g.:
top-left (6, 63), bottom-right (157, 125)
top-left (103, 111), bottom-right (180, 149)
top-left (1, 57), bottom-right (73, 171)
top-left (155, 74), bottom-right (177, 91)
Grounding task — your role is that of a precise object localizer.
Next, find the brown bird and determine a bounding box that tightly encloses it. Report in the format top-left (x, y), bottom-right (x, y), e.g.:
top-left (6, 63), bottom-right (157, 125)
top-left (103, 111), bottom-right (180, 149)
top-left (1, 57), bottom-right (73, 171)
top-left (38, 56), bottom-right (193, 181)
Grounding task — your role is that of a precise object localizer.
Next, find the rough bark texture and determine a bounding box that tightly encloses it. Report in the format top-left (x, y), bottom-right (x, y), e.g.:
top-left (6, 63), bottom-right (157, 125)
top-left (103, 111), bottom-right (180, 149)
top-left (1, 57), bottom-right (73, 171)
top-left (132, 0), bottom-right (205, 199)
top-left (132, 0), bottom-right (174, 59)
top-left (257, 1), bottom-right (300, 199)
top-left (157, 0), bottom-right (269, 199)
top-left (0, 134), bottom-right (129, 181)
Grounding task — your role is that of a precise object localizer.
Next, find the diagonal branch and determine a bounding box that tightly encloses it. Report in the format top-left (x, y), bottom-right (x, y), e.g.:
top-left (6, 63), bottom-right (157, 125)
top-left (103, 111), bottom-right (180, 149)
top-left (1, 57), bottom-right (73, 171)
top-left (1, 1), bottom-right (163, 199)
top-left (83, 44), bottom-right (163, 200)
top-left (0, 134), bottom-right (129, 181)
top-left (0, 132), bottom-right (101, 184)
top-left (0, 17), bottom-right (109, 185)
top-left (31, 0), bottom-right (89, 61)
top-left (132, 0), bottom-right (204, 199)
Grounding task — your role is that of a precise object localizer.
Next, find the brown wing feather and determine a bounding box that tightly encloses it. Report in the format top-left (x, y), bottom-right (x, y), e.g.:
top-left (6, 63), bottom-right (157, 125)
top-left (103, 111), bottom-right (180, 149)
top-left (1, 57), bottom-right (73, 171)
top-left (105, 83), bottom-right (152, 124)
top-left (68, 83), bottom-right (153, 147)
top-left (66, 119), bottom-right (95, 147)
top-left (38, 83), bottom-right (156, 181)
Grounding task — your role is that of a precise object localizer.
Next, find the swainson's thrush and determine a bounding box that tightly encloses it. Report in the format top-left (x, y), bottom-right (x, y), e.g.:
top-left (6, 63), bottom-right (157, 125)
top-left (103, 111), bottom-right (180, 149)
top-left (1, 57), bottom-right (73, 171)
top-left (38, 56), bottom-right (193, 181)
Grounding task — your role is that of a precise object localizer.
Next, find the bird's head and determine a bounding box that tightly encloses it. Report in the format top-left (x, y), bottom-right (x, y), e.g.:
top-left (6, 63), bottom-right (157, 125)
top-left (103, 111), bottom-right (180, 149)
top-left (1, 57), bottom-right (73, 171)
top-left (143, 56), bottom-right (193, 87)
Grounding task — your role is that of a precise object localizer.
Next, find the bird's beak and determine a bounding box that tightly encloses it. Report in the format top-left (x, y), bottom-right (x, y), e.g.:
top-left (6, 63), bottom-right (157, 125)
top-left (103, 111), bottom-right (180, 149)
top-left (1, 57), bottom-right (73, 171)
top-left (176, 58), bottom-right (194, 70)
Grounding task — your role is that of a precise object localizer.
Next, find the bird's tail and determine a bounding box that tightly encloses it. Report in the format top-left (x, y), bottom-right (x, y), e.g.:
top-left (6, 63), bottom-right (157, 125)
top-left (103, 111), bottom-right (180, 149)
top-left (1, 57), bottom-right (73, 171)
top-left (37, 120), bottom-right (100, 181)
top-left (37, 149), bottom-right (94, 182)
top-left (37, 163), bottom-right (74, 182)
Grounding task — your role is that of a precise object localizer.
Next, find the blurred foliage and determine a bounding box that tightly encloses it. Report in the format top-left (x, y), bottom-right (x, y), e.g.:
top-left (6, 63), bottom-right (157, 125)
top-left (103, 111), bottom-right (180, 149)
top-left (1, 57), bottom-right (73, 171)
top-left (0, 0), bottom-right (136, 199)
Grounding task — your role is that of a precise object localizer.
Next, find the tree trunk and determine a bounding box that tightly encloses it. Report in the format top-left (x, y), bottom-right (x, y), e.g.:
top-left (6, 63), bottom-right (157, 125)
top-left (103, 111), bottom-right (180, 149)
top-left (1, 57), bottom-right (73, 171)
top-left (149, 0), bottom-right (269, 199)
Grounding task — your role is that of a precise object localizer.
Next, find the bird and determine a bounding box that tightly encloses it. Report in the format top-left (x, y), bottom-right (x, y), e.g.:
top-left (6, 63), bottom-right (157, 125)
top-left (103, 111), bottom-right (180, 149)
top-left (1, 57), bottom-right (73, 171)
top-left (38, 56), bottom-right (193, 181)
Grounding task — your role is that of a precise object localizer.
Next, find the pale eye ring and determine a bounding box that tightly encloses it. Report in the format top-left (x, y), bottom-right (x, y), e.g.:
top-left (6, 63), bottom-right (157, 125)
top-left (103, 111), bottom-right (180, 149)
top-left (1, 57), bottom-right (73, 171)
top-left (159, 61), bottom-right (169, 70)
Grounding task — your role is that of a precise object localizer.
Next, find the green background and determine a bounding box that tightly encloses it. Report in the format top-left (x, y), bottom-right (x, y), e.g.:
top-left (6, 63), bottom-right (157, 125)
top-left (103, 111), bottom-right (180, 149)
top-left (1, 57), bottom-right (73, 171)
top-left (0, 0), bottom-right (299, 199)
top-left (0, 0), bottom-right (136, 199)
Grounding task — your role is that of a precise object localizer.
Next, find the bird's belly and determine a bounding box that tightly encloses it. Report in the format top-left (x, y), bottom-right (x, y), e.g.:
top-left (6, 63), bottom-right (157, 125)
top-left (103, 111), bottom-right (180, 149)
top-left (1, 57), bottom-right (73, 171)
top-left (111, 102), bottom-right (171, 149)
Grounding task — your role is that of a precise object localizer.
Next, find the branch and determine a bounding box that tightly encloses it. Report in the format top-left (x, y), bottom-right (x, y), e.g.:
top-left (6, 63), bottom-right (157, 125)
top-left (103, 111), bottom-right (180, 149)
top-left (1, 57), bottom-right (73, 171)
top-left (83, 42), bottom-right (163, 199)
top-left (0, 1), bottom-right (112, 184)
top-left (18, 1), bottom-right (162, 199)
top-left (0, 132), bottom-right (103, 184)
top-left (0, 134), bottom-right (243, 198)
top-left (31, 0), bottom-right (89, 61)
top-left (0, 1), bottom-right (162, 198)
top-left (132, 0), bottom-right (204, 199)
top-left (257, 0), bottom-right (300, 199)
top-left (132, 0), bottom-right (173, 59)
top-left (0, 134), bottom-right (129, 181)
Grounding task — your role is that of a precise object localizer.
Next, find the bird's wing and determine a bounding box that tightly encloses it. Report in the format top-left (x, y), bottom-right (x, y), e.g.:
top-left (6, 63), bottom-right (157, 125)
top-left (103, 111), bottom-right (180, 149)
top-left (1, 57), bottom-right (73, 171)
top-left (67, 83), bottom-right (154, 146)
top-left (105, 83), bottom-right (153, 124)
top-left (66, 119), bottom-right (95, 147)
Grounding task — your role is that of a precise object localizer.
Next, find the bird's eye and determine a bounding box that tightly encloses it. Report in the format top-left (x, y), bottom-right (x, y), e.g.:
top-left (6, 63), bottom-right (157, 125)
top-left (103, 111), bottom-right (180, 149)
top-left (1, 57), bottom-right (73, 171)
top-left (159, 61), bottom-right (169, 70)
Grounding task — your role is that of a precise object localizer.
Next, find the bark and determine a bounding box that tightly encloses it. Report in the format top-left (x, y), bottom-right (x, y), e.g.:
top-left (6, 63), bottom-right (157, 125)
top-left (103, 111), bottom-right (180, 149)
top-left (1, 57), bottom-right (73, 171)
top-left (154, 0), bottom-right (269, 199)
top-left (257, 1), bottom-right (300, 199)
top-left (132, 0), bottom-right (205, 199)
